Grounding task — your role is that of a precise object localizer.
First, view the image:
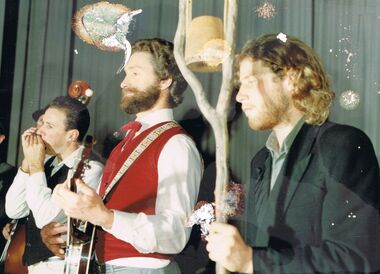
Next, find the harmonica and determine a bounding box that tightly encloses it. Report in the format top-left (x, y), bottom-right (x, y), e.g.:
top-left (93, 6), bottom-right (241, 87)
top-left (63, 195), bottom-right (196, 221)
top-left (31, 131), bottom-right (41, 137)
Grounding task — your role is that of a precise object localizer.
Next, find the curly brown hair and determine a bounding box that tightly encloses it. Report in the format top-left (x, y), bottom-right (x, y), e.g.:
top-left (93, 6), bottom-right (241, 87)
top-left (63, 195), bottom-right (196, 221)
top-left (132, 38), bottom-right (188, 108)
top-left (236, 34), bottom-right (335, 125)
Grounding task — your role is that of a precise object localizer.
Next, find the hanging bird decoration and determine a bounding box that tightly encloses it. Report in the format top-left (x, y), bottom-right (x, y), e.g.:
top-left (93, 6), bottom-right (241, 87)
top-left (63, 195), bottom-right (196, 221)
top-left (72, 1), bottom-right (142, 73)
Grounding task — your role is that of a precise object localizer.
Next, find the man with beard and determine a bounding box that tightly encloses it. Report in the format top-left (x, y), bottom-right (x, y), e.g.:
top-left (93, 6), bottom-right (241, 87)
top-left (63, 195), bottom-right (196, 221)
top-left (5, 96), bottom-right (104, 274)
top-left (52, 38), bottom-right (202, 274)
top-left (206, 33), bottom-right (380, 273)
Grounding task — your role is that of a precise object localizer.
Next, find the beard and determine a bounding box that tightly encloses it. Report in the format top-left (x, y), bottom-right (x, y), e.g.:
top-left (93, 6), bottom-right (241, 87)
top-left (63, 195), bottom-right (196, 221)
top-left (120, 83), bottom-right (160, 114)
top-left (247, 90), bottom-right (290, 131)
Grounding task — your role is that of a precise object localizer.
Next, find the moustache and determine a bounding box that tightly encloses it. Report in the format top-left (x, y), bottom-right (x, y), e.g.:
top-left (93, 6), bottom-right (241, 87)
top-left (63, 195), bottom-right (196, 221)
top-left (122, 87), bottom-right (139, 94)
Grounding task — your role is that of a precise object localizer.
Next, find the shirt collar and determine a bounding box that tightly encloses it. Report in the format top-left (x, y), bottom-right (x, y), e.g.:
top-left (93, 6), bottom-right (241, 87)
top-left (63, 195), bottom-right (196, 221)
top-left (266, 117), bottom-right (305, 156)
top-left (135, 108), bottom-right (174, 132)
top-left (51, 147), bottom-right (83, 170)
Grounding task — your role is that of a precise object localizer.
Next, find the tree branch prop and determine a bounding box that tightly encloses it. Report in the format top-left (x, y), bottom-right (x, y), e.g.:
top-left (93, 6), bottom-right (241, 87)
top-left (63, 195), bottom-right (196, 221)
top-left (174, 1), bottom-right (238, 273)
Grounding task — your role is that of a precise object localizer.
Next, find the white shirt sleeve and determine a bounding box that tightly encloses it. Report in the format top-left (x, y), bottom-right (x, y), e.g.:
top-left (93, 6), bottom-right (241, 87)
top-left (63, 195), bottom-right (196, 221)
top-left (25, 160), bottom-right (103, 228)
top-left (81, 160), bottom-right (104, 190)
top-left (103, 134), bottom-right (202, 254)
top-left (5, 169), bottom-right (30, 219)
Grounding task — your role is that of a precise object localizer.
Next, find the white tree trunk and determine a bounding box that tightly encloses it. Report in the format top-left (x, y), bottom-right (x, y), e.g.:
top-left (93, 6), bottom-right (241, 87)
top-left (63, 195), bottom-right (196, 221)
top-left (174, 1), bottom-right (238, 273)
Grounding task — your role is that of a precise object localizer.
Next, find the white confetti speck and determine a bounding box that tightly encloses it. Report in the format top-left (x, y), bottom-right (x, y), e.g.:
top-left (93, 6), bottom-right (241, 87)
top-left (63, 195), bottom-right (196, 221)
top-left (277, 32), bottom-right (287, 43)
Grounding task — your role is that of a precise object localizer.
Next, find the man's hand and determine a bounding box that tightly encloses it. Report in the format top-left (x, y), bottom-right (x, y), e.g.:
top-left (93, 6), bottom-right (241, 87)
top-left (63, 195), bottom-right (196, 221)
top-left (52, 179), bottom-right (114, 228)
top-left (21, 127), bottom-right (45, 174)
top-left (2, 222), bottom-right (13, 240)
top-left (40, 222), bottom-right (67, 258)
top-left (20, 127), bottom-right (38, 173)
top-left (206, 222), bottom-right (253, 273)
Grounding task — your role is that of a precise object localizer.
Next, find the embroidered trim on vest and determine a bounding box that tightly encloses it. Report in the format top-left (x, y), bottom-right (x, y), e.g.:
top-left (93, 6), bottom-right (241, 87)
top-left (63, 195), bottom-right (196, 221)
top-left (101, 121), bottom-right (179, 200)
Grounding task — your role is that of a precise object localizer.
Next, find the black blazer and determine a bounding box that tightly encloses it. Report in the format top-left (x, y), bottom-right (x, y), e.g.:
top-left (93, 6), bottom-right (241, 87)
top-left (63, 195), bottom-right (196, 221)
top-left (245, 121), bottom-right (380, 273)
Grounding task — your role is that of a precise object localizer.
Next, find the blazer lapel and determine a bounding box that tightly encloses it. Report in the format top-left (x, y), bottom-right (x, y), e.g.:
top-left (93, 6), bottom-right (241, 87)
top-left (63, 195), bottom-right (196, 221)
top-left (255, 154), bottom-right (272, 221)
top-left (277, 124), bottom-right (320, 216)
top-left (249, 135), bottom-right (313, 246)
top-left (247, 149), bottom-right (272, 246)
top-left (249, 124), bottom-right (323, 247)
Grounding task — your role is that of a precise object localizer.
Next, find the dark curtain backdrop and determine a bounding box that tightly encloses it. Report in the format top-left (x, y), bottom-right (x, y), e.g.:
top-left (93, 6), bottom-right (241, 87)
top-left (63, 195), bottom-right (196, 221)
top-left (0, 0), bottom-right (379, 185)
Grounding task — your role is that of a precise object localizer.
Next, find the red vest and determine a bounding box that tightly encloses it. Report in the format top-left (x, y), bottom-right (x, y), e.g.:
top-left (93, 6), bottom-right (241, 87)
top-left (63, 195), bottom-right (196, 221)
top-left (97, 122), bottom-right (185, 263)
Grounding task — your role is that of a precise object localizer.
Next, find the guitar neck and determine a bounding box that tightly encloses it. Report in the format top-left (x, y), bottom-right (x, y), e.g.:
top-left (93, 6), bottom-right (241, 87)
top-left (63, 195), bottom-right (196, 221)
top-left (64, 136), bottom-right (96, 274)
top-left (0, 219), bottom-right (18, 263)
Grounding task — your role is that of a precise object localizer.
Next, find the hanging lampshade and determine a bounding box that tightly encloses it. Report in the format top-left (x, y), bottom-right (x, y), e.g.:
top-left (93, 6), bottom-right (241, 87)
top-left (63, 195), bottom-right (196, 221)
top-left (185, 16), bottom-right (231, 73)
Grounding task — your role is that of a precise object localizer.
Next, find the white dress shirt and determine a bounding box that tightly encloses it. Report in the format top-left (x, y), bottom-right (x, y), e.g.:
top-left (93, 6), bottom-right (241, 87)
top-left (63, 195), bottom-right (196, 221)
top-left (5, 147), bottom-right (104, 228)
top-left (103, 108), bottom-right (203, 268)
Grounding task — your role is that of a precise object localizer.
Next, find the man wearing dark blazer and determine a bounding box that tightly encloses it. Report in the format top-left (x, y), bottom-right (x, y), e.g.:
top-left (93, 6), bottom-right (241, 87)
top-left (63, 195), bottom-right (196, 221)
top-left (206, 33), bottom-right (380, 273)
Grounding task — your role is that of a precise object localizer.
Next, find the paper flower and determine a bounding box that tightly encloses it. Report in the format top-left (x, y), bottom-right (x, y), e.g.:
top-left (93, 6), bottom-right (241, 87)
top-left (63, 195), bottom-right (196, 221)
top-left (255, 1), bottom-right (277, 19)
top-left (186, 201), bottom-right (215, 239)
top-left (339, 90), bottom-right (360, 110)
top-left (186, 182), bottom-right (244, 238)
